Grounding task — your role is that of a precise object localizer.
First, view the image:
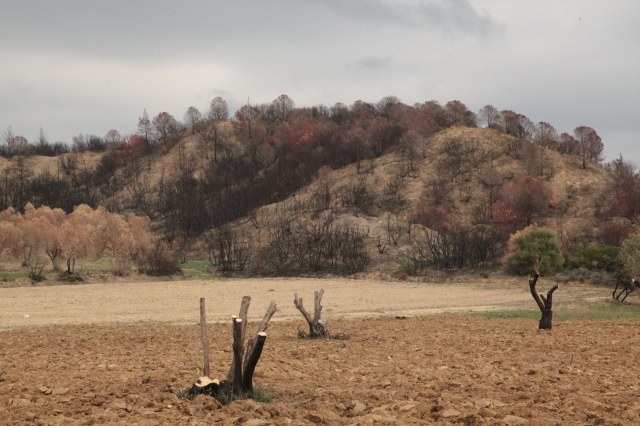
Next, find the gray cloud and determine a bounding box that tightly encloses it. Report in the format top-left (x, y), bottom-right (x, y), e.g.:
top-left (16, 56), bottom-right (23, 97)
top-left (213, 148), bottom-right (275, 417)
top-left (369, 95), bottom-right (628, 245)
top-left (0, 1), bottom-right (637, 164)
top-left (356, 56), bottom-right (392, 69)
top-left (322, 0), bottom-right (504, 38)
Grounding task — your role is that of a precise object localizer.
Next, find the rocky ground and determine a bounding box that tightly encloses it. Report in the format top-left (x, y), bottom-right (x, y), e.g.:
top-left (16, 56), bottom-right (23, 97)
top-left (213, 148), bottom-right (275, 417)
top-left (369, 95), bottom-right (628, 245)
top-left (1, 313), bottom-right (639, 425)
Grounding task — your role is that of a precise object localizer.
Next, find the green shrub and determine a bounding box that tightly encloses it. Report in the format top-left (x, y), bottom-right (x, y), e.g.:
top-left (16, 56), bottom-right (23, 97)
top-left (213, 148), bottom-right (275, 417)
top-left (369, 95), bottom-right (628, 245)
top-left (571, 246), bottom-right (621, 273)
top-left (58, 273), bottom-right (84, 283)
top-left (504, 227), bottom-right (564, 276)
top-left (619, 234), bottom-right (640, 279)
top-left (28, 258), bottom-right (46, 282)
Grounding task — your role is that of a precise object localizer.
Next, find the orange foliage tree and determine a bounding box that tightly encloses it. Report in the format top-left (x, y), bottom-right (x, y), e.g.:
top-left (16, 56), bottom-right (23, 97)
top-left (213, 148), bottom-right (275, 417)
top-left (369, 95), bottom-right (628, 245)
top-left (0, 204), bottom-right (156, 275)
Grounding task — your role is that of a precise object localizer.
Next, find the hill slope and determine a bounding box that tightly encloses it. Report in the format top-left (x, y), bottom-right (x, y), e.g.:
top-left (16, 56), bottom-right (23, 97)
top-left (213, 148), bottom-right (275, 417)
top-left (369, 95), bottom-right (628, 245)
top-left (0, 122), bottom-right (628, 276)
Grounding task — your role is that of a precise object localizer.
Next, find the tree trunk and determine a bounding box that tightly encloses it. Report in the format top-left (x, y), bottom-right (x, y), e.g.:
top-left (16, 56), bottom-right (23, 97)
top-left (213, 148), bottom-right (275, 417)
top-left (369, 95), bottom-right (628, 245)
top-left (242, 332), bottom-right (266, 394)
top-left (529, 272), bottom-right (559, 330)
top-left (200, 298), bottom-right (210, 378)
top-left (226, 297), bottom-right (276, 397)
top-left (227, 296), bottom-right (251, 382)
top-left (613, 279), bottom-right (638, 303)
top-left (244, 301), bottom-right (276, 374)
top-left (190, 297), bottom-right (275, 400)
top-left (231, 317), bottom-right (244, 394)
top-left (294, 289), bottom-right (330, 338)
top-left (47, 251), bottom-right (59, 271)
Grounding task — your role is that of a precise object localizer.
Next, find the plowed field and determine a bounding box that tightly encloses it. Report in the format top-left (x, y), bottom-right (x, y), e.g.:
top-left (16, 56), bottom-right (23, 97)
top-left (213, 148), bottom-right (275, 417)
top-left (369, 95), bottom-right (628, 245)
top-left (1, 279), bottom-right (638, 425)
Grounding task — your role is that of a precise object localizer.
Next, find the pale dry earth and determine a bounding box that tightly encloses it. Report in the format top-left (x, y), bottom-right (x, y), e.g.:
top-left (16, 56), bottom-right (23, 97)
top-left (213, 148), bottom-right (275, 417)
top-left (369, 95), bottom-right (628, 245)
top-left (0, 278), bottom-right (607, 330)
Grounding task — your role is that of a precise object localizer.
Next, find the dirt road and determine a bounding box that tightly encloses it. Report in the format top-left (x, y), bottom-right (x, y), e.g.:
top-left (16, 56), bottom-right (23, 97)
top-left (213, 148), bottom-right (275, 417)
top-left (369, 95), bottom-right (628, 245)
top-left (0, 278), bottom-right (606, 329)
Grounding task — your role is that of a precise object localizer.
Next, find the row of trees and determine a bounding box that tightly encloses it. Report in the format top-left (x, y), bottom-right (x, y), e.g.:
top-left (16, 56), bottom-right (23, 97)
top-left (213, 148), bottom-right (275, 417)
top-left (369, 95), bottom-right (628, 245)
top-left (0, 203), bottom-right (169, 276)
top-left (478, 105), bottom-right (604, 169)
top-left (1, 98), bottom-right (604, 168)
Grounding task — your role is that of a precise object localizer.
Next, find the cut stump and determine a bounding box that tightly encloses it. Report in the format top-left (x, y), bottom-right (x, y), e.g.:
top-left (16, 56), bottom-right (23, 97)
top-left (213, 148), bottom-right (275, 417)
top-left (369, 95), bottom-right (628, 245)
top-left (189, 297), bottom-right (276, 400)
top-left (294, 289), bottom-right (330, 339)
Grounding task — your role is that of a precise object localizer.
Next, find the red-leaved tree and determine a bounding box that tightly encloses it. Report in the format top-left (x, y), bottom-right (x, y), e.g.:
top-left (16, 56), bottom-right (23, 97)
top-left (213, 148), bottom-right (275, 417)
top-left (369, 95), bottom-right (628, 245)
top-left (478, 105), bottom-right (501, 128)
top-left (412, 196), bottom-right (449, 231)
top-left (574, 126), bottom-right (604, 169)
top-left (492, 176), bottom-right (553, 231)
top-left (605, 155), bottom-right (640, 220)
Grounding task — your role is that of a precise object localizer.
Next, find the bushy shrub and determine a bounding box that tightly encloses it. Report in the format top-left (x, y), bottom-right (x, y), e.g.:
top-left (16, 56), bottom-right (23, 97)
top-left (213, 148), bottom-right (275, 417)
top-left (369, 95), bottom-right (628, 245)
top-left (504, 226), bottom-right (564, 276)
top-left (571, 246), bottom-right (621, 273)
top-left (619, 234), bottom-right (640, 279)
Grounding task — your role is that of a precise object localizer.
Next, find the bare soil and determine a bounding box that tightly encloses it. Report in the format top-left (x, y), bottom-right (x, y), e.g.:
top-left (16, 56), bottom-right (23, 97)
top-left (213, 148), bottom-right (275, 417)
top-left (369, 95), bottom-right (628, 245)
top-left (1, 279), bottom-right (637, 425)
top-left (0, 278), bottom-right (604, 329)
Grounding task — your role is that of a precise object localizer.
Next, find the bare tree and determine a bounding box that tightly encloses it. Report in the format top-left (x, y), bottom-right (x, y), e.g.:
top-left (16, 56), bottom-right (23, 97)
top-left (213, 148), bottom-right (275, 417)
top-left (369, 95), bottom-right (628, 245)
top-left (1, 125), bottom-right (14, 155)
top-left (559, 132), bottom-right (579, 155)
top-left (346, 127), bottom-right (371, 174)
top-left (137, 109), bottom-right (154, 143)
top-left (398, 130), bottom-right (422, 177)
top-left (10, 135), bottom-right (28, 157)
top-left (574, 126), bottom-right (604, 169)
top-left (330, 102), bottom-right (350, 125)
top-left (478, 105), bottom-right (501, 128)
top-left (200, 119), bottom-right (229, 163)
top-left (533, 122), bottom-right (559, 149)
top-left (152, 112), bottom-right (178, 143)
top-left (294, 289), bottom-right (330, 338)
top-left (376, 95), bottom-right (400, 117)
top-left (209, 96), bottom-right (229, 121)
top-left (184, 106), bottom-right (202, 134)
top-left (529, 269), bottom-right (559, 330)
top-left (104, 130), bottom-right (122, 150)
top-left (271, 94), bottom-right (295, 121)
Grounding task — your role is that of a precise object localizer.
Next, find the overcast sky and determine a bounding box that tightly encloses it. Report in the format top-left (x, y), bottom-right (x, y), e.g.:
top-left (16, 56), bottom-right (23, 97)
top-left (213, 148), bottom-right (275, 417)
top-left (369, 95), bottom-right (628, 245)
top-left (1, 0), bottom-right (638, 162)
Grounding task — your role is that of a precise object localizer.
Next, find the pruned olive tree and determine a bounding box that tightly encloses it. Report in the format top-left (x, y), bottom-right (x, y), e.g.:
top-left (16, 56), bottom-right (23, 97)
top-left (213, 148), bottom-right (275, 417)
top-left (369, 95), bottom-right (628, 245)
top-left (294, 289), bottom-right (330, 338)
top-left (189, 296), bottom-right (276, 400)
top-left (529, 266), bottom-right (559, 330)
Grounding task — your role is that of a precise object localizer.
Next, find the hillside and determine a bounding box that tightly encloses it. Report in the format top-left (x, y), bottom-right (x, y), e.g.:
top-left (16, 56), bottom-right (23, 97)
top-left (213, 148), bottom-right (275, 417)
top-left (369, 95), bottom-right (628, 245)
top-left (0, 116), bottom-right (633, 278)
top-left (227, 125), bottom-right (619, 277)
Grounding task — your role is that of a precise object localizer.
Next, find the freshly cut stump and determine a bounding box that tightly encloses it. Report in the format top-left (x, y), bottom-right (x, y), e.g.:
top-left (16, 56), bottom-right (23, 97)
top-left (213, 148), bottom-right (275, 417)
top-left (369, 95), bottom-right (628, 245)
top-left (189, 297), bottom-right (276, 399)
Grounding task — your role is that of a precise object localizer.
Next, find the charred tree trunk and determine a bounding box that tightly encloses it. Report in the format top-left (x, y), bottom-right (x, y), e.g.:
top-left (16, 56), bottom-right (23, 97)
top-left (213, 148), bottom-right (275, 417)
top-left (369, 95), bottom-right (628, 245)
top-left (242, 332), bottom-right (266, 394)
top-left (227, 296), bottom-right (251, 383)
top-left (294, 289), bottom-right (330, 339)
top-left (613, 279), bottom-right (638, 303)
top-left (231, 317), bottom-right (244, 394)
top-left (225, 298), bottom-right (276, 397)
top-left (529, 272), bottom-right (559, 330)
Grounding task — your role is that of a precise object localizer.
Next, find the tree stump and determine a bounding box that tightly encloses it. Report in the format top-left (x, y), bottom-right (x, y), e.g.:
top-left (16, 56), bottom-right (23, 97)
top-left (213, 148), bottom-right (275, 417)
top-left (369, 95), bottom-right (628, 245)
top-left (188, 297), bottom-right (276, 400)
top-left (226, 298), bottom-right (277, 397)
top-left (294, 289), bottom-right (330, 339)
top-left (529, 272), bottom-right (559, 330)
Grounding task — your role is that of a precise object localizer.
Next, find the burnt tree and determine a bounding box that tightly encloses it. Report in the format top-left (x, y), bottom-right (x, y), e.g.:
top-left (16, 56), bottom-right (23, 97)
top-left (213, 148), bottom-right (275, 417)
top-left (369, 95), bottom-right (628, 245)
top-left (529, 272), bottom-right (559, 330)
top-left (294, 289), bottom-right (330, 338)
top-left (612, 278), bottom-right (638, 303)
top-left (227, 297), bottom-right (277, 395)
